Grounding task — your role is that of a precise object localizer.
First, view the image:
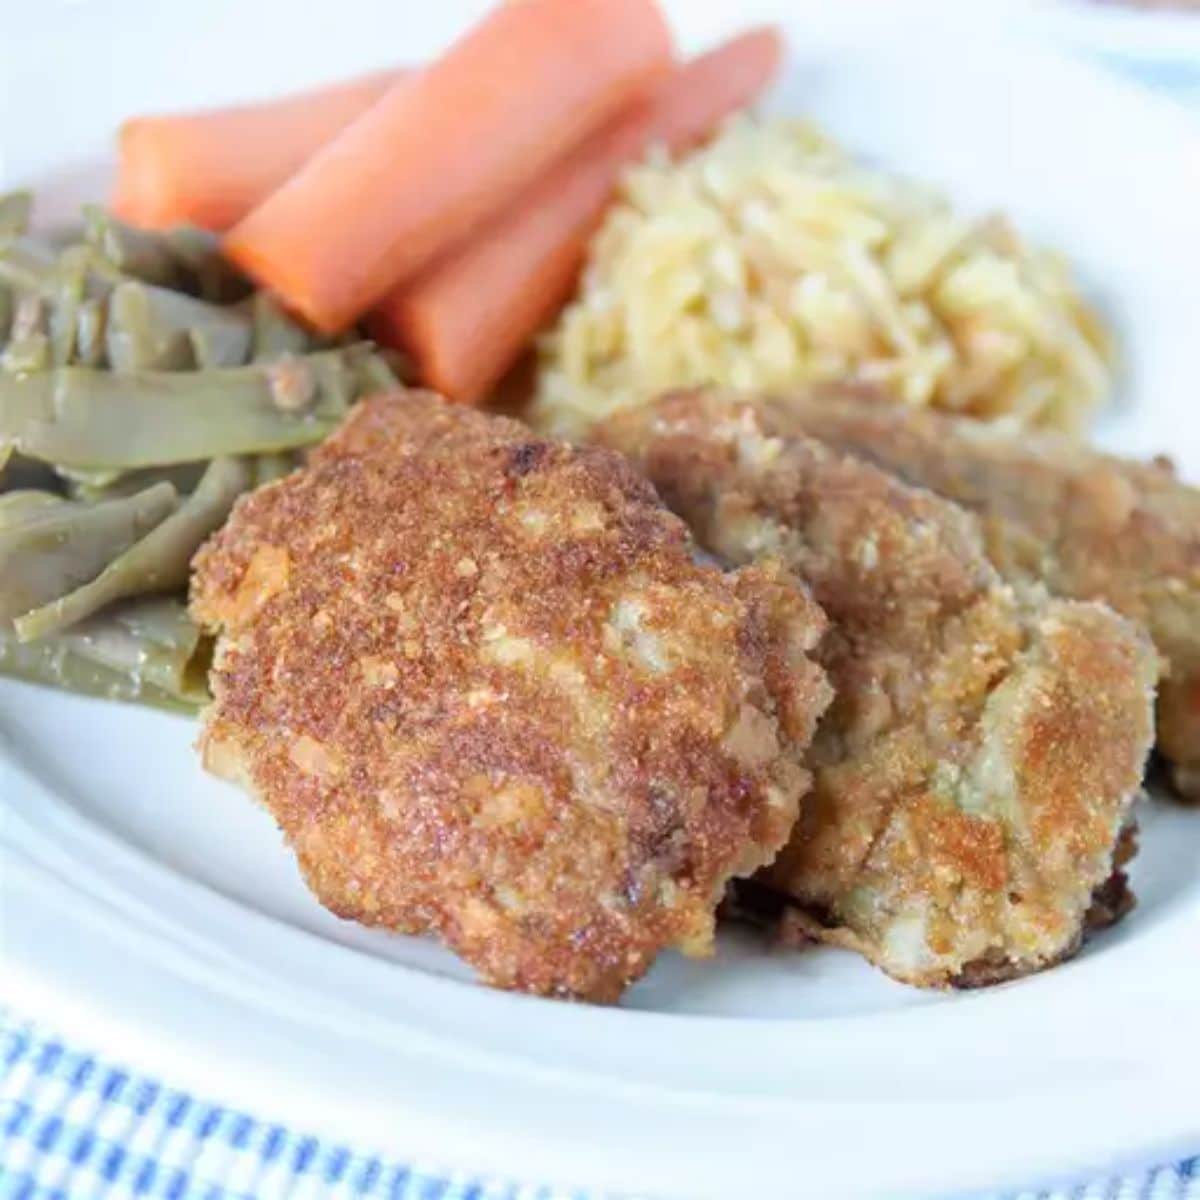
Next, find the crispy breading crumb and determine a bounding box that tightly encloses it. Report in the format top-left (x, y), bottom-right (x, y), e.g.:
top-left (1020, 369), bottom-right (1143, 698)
top-left (759, 387), bottom-right (1200, 800)
top-left (191, 391), bottom-right (831, 1001)
top-left (595, 390), bottom-right (1157, 987)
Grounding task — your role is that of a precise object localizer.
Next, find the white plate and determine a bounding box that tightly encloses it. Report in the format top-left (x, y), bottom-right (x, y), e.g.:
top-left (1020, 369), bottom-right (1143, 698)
top-left (1021, 0), bottom-right (1200, 67)
top-left (3, 6), bottom-right (1200, 1198)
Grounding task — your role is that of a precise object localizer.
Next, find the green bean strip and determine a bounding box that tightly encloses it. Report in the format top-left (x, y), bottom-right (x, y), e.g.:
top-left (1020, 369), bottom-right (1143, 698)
top-left (163, 226), bottom-right (252, 303)
top-left (83, 211), bottom-right (250, 303)
top-left (251, 452), bottom-right (296, 485)
top-left (1, 333), bottom-right (50, 373)
top-left (248, 292), bottom-right (312, 361)
top-left (0, 481), bottom-right (178, 623)
top-left (56, 464), bottom-right (125, 493)
top-left (16, 457), bottom-right (251, 641)
top-left (0, 240), bottom-right (118, 368)
top-left (0, 346), bottom-right (372, 469)
top-left (85, 596), bottom-right (210, 697)
top-left (74, 297), bottom-right (106, 366)
top-left (0, 236), bottom-right (57, 293)
top-left (84, 205), bottom-right (184, 289)
top-left (190, 320), bottom-right (253, 368)
top-left (0, 489), bottom-right (67, 527)
top-left (0, 596), bottom-right (209, 711)
top-left (62, 461), bottom-right (206, 503)
top-left (106, 281), bottom-right (253, 370)
top-left (48, 247), bottom-right (91, 365)
top-left (0, 192), bottom-right (33, 237)
top-left (354, 351), bottom-right (403, 393)
top-left (105, 281), bottom-right (194, 370)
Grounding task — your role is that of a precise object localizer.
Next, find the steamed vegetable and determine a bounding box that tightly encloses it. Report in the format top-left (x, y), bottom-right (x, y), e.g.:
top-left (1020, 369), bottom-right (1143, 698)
top-left (368, 29), bottom-right (784, 404)
top-left (0, 191), bottom-right (33, 236)
top-left (2, 296), bottom-right (50, 372)
top-left (85, 204), bottom-right (185, 288)
top-left (247, 291), bottom-right (311, 361)
top-left (85, 209), bottom-right (250, 303)
top-left (0, 482), bottom-right (178, 623)
top-left (1, 196), bottom-right (404, 715)
top-left (0, 596), bottom-right (210, 711)
top-left (15, 456), bottom-right (251, 642)
top-left (224, 0), bottom-right (673, 332)
top-left (61, 462), bottom-right (208, 503)
top-left (0, 488), bottom-right (67, 526)
top-left (113, 69), bottom-right (408, 232)
top-left (0, 346), bottom-right (372, 469)
top-left (0, 236), bottom-right (61, 294)
top-left (106, 281), bottom-right (253, 369)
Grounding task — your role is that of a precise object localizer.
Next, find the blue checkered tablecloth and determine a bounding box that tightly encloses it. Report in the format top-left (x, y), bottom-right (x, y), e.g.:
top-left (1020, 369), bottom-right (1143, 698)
top-left (0, 1013), bottom-right (573, 1200)
top-left (0, 1011), bottom-right (1196, 1200)
top-left (4, 25), bottom-right (1200, 1200)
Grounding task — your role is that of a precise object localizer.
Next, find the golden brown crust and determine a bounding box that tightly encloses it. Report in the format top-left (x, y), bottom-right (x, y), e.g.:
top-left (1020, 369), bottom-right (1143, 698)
top-left (191, 391), bottom-right (830, 1001)
top-left (755, 387), bottom-right (1200, 800)
top-left (594, 390), bottom-right (1157, 987)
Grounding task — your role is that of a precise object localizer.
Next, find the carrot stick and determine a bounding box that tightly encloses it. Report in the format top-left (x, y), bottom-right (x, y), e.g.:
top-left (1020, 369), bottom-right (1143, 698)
top-left (224, 0), bottom-right (673, 334)
top-left (367, 28), bottom-right (783, 405)
top-left (112, 69), bottom-right (407, 232)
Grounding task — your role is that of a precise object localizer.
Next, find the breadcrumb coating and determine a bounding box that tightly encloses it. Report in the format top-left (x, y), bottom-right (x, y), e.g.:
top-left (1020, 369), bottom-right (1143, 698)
top-left (761, 388), bottom-right (1200, 800)
top-left (191, 391), bottom-right (830, 1001)
top-left (594, 390), bottom-right (1157, 986)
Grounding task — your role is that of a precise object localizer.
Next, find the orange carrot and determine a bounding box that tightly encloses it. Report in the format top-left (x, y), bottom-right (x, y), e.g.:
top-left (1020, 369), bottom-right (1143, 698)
top-left (224, 0), bottom-right (674, 334)
top-left (367, 28), bottom-right (783, 405)
top-left (112, 69), bottom-right (407, 232)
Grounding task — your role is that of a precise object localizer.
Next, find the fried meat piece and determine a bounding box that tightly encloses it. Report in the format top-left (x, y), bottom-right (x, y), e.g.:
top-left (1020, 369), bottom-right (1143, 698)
top-left (594, 391), bottom-right (1157, 987)
top-left (191, 391), bottom-right (830, 1002)
top-left (760, 389), bottom-right (1200, 799)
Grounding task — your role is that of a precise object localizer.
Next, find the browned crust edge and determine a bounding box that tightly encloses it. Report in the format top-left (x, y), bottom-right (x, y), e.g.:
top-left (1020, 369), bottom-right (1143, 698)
top-left (722, 820), bottom-right (1140, 989)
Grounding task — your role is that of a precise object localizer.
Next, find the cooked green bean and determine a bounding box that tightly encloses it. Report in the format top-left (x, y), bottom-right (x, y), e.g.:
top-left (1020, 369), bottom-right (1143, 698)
top-left (62, 461), bottom-right (205, 503)
top-left (0, 194), bottom-right (421, 714)
top-left (0, 489), bottom-right (68, 527)
top-left (190, 319), bottom-right (253, 368)
top-left (48, 247), bottom-right (90, 365)
top-left (2, 332), bottom-right (50, 373)
top-left (106, 281), bottom-right (253, 370)
top-left (83, 210), bottom-right (250, 304)
top-left (163, 226), bottom-right (252, 304)
top-left (0, 192), bottom-right (33, 237)
top-left (0, 596), bottom-right (209, 711)
top-left (84, 205), bottom-right (184, 289)
top-left (56, 463), bottom-right (125, 492)
top-left (16, 457), bottom-right (251, 641)
top-left (0, 236), bottom-right (57, 293)
top-left (75, 595), bottom-right (210, 699)
top-left (74, 297), bottom-right (106, 366)
top-left (105, 281), bottom-right (194, 370)
top-left (2, 291), bottom-right (50, 372)
top-left (355, 350), bottom-right (403, 393)
top-left (0, 345), bottom-right (373, 469)
top-left (248, 292), bottom-right (312, 361)
top-left (0, 240), bottom-right (117, 368)
top-left (250, 452), bottom-right (296, 485)
top-left (0, 481), bottom-right (177, 623)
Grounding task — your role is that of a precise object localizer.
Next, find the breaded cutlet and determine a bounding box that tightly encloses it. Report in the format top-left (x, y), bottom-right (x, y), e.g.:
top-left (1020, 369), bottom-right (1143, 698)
top-left (594, 390), bottom-right (1157, 987)
top-left (756, 388), bottom-right (1200, 800)
top-left (190, 391), bottom-right (831, 1002)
